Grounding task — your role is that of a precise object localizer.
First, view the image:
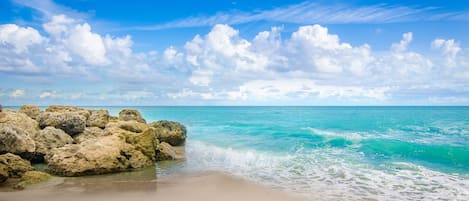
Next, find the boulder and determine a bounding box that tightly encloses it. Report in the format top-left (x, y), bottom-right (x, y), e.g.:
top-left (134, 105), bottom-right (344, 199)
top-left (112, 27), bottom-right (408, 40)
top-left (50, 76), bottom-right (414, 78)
top-left (149, 120), bottom-right (187, 146)
top-left (0, 153), bottom-right (34, 178)
top-left (14, 171), bottom-right (51, 190)
top-left (105, 121), bottom-right (158, 161)
top-left (86, 110), bottom-right (109, 128)
top-left (0, 123), bottom-right (36, 155)
top-left (156, 142), bottom-right (179, 161)
top-left (0, 110), bottom-right (39, 138)
top-left (37, 112), bottom-right (86, 136)
top-left (46, 105), bottom-right (90, 119)
top-left (34, 127), bottom-right (74, 157)
top-left (118, 109), bottom-right (146, 123)
top-left (106, 120), bottom-right (149, 133)
top-left (45, 135), bottom-right (152, 176)
top-left (19, 105), bottom-right (41, 120)
top-left (74, 127), bottom-right (107, 144)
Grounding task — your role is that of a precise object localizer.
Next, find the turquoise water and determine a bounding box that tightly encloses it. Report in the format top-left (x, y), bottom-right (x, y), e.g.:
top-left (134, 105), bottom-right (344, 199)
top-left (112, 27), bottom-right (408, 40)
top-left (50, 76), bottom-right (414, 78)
top-left (7, 106), bottom-right (469, 200)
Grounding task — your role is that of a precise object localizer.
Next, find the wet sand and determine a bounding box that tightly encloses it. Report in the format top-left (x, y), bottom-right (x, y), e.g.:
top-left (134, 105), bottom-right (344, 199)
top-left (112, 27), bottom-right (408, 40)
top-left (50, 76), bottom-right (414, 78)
top-left (0, 169), bottom-right (307, 201)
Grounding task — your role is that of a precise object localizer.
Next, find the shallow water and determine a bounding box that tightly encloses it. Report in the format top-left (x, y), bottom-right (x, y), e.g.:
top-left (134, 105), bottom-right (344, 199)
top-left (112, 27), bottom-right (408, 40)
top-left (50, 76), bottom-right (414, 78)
top-left (7, 106), bottom-right (469, 200)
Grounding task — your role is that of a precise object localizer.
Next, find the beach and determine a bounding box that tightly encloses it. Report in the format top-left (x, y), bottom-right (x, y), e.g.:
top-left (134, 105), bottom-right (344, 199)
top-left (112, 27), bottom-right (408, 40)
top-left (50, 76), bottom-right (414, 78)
top-left (0, 170), bottom-right (307, 201)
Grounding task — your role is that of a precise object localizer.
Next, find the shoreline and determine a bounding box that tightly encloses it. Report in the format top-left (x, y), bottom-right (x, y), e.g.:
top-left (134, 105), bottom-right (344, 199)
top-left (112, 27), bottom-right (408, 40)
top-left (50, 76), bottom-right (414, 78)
top-left (0, 170), bottom-right (308, 201)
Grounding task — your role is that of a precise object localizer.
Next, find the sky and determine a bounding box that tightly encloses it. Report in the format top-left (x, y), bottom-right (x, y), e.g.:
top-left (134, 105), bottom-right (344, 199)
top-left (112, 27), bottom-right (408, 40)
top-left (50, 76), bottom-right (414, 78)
top-left (0, 0), bottom-right (468, 106)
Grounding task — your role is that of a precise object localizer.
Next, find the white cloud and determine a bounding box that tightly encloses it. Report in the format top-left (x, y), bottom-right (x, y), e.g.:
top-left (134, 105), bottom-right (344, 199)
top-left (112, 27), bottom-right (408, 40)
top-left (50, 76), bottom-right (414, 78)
top-left (10, 89), bottom-right (25, 98)
top-left (39, 91), bottom-right (56, 98)
top-left (66, 23), bottom-right (108, 65)
top-left (432, 38), bottom-right (461, 66)
top-left (0, 24), bottom-right (44, 53)
top-left (391, 32), bottom-right (412, 52)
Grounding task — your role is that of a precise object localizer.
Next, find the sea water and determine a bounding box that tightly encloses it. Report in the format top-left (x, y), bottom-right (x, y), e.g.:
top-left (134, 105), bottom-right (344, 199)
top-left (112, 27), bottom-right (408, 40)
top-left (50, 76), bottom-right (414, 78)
top-left (9, 106), bottom-right (469, 200)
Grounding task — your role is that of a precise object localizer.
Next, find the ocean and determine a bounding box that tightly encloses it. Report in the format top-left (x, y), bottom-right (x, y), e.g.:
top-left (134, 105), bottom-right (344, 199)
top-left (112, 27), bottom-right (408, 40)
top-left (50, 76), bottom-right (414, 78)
top-left (7, 106), bottom-right (469, 200)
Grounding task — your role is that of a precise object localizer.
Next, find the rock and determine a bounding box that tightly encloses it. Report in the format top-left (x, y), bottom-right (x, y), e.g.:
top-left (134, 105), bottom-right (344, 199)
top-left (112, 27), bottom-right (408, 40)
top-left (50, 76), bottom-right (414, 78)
top-left (0, 110), bottom-right (39, 138)
top-left (14, 171), bottom-right (51, 190)
top-left (0, 164), bottom-right (8, 183)
top-left (105, 121), bottom-right (158, 161)
top-left (0, 153), bottom-right (34, 178)
top-left (86, 110), bottom-right (109, 128)
top-left (0, 123), bottom-right (36, 155)
top-left (125, 128), bottom-right (159, 161)
top-left (74, 127), bottom-right (107, 144)
top-left (118, 109), bottom-right (146, 123)
top-left (156, 142), bottom-right (179, 161)
top-left (34, 127), bottom-right (74, 157)
top-left (37, 112), bottom-right (86, 136)
top-left (149, 120), bottom-right (187, 146)
top-left (106, 120), bottom-right (149, 133)
top-left (45, 135), bottom-right (152, 176)
top-left (46, 105), bottom-right (90, 119)
top-left (19, 105), bottom-right (41, 120)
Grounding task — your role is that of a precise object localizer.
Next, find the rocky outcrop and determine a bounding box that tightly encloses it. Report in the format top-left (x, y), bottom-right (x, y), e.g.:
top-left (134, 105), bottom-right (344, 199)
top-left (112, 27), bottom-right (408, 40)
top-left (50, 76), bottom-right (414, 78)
top-left (19, 105), bottom-right (41, 120)
top-left (37, 112), bottom-right (86, 136)
top-left (86, 110), bottom-right (109, 128)
top-left (0, 124), bottom-right (36, 155)
top-left (14, 171), bottom-right (51, 189)
top-left (119, 109), bottom-right (146, 123)
top-left (34, 127), bottom-right (74, 157)
top-left (45, 135), bottom-right (152, 176)
top-left (74, 127), bottom-right (107, 144)
top-left (0, 153), bottom-right (35, 178)
top-left (149, 120), bottom-right (187, 146)
top-left (0, 105), bottom-right (187, 178)
top-left (156, 142), bottom-right (180, 161)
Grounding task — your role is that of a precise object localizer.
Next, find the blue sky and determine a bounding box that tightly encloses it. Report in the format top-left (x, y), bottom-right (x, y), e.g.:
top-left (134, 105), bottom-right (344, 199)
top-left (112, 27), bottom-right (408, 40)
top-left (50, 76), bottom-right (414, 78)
top-left (0, 0), bottom-right (468, 105)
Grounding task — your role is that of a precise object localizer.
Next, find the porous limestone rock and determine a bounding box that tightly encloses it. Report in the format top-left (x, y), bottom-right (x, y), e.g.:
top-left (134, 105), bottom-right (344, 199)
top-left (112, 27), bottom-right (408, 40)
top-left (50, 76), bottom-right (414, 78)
top-left (19, 105), bottom-right (41, 120)
top-left (34, 127), bottom-right (74, 157)
top-left (0, 110), bottom-right (39, 138)
top-left (0, 123), bottom-right (36, 155)
top-left (118, 109), bottom-right (146, 123)
top-left (86, 109), bottom-right (109, 128)
top-left (105, 121), bottom-right (158, 161)
top-left (73, 127), bottom-right (107, 144)
top-left (156, 142), bottom-right (179, 161)
top-left (45, 135), bottom-right (152, 176)
top-left (0, 153), bottom-right (34, 178)
top-left (37, 112), bottom-right (86, 136)
top-left (14, 171), bottom-right (51, 190)
top-left (149, 120), bottom-right (187, 146)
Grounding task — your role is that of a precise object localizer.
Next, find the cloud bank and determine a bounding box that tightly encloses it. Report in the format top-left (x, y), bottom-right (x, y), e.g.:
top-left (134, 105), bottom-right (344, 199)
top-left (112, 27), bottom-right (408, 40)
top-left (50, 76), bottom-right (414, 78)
top-left (0, 15), bottom-right (468, 105)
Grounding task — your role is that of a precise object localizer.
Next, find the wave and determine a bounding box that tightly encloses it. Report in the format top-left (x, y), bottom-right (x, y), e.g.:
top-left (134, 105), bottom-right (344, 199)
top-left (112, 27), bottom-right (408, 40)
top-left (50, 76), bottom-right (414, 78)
top-left (178, 140), bottom-right (469, 200)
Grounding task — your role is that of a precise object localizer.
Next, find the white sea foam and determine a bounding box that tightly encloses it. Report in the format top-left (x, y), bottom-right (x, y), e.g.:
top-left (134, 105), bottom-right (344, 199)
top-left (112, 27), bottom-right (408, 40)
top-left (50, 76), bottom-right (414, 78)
top-left (179, 140), bottom-right (469, 201)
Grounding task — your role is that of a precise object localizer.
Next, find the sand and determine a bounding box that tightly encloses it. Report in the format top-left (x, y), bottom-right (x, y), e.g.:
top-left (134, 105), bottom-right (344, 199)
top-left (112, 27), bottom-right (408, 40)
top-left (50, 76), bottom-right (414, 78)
top-left (0, 170), bottom-right (307, 201)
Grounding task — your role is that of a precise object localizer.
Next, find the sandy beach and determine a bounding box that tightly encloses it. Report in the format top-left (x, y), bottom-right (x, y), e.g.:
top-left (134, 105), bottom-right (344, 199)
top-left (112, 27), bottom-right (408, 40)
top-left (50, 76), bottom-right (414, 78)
top-left (0, 169), bottom-right (307, 201)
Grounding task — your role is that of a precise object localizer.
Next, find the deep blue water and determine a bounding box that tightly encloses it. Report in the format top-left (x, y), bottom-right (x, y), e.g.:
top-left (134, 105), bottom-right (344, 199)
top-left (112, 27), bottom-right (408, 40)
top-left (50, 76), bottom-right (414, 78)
top-left (6, 106), bottom-right (469, 200)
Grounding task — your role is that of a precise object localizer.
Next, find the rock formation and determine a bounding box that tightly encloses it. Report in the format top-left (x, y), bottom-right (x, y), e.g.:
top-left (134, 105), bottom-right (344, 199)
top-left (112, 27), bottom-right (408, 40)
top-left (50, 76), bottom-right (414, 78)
top-left (0, 105), bottom-right (187, 186)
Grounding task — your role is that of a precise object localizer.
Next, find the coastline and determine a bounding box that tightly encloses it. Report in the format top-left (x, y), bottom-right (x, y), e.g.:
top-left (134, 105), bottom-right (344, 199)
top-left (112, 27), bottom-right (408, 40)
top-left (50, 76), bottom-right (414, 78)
top-left (0, 170), bottom-right (307, 201)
